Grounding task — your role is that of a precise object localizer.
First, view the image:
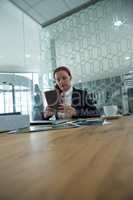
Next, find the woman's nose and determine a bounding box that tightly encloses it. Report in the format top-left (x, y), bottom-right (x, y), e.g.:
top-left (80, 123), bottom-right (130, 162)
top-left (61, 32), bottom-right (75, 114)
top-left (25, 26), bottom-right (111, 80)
top-left (59, 79), bottom-right (63, 84)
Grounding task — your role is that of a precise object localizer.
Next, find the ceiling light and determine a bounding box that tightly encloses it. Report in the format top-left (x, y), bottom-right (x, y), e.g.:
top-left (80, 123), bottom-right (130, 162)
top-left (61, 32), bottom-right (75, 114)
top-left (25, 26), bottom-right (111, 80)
top-left (125, 56), bottom-right (130, 60)
top-left (114, 20), bottom-right (123, 27)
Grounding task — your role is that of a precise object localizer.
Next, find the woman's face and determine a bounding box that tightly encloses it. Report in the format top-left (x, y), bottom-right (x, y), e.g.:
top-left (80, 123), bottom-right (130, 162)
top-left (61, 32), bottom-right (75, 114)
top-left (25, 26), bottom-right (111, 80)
top-left (54, 70), bottom-right (71, 92)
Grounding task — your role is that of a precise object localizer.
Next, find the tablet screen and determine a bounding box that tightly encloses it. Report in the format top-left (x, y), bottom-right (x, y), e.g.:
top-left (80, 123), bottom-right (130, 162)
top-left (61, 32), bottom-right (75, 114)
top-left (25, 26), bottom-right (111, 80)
top-left (44, 90), bottom-right (60, 109)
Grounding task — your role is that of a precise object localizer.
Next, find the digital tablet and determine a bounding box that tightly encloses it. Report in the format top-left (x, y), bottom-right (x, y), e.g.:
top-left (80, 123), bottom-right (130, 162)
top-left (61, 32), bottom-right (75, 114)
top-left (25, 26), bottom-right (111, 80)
top-left (44, 89), bottom-right (60, 110)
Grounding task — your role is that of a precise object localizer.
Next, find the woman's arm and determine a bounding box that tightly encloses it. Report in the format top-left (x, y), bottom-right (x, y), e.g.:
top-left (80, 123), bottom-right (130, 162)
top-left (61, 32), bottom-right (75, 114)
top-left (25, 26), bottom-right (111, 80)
top-left (58, 104), bottom-right (77, 118)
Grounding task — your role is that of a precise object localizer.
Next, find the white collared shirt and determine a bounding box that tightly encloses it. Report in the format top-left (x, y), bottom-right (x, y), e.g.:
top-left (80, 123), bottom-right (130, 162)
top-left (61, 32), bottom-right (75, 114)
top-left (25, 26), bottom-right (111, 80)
top-left (57, 86), bottom-right (73, 119)
top-left (63, 86), bottom-right (73, 105)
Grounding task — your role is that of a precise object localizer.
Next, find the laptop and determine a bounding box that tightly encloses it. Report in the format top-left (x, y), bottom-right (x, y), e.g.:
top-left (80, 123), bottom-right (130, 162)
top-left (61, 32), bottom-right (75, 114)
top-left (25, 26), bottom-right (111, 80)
top-left (30, 119), bottom-right (70, 125)
top-left (30, 120), bottom-right (53, 125)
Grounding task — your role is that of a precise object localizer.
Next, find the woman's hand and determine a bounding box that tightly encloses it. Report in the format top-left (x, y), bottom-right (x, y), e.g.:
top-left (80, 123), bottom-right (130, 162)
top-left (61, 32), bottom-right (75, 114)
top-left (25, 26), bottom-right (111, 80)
top-left (58, 104), bottom-right (77, 118)
top-left (43, 106), bottom-right (55, 119)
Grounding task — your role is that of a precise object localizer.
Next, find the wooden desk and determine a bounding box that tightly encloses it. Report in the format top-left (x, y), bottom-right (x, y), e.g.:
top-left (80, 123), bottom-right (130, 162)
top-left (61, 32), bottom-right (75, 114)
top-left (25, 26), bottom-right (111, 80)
top-left (0, 116), bottom-right (133, 200)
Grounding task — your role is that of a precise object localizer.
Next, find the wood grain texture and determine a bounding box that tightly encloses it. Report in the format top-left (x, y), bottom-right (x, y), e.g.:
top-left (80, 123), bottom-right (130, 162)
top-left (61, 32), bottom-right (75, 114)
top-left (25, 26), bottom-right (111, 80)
top-left (0, 117), bottom-right (133, 200)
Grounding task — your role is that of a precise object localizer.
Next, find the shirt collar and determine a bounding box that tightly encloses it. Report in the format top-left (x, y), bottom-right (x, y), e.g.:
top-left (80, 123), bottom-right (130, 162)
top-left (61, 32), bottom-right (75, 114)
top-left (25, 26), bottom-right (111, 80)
top-left (64, 86), bottom-right (73, 97)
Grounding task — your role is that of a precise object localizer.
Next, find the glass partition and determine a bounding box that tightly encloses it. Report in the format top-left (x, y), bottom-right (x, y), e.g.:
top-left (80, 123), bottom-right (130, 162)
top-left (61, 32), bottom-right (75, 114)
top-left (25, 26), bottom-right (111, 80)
top-left (40, 0), bottom-right (133, 114)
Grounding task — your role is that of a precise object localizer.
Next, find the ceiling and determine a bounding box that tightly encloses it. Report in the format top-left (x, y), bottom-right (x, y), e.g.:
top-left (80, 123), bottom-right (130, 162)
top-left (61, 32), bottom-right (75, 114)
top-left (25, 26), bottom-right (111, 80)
top-left (9, 0), bottom-right (94, 27)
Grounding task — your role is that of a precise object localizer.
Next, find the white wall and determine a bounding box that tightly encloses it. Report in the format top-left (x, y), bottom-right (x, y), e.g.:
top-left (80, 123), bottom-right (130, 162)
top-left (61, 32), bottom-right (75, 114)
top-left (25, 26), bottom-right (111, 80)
top-left (0, 0), bottom-right (41, 73)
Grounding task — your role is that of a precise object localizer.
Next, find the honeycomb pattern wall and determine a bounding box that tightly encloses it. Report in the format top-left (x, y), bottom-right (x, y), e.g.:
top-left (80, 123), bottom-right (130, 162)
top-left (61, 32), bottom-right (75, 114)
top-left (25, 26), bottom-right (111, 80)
top-left (41, 0), bottom-right (133, 83)
top-left (40, 0), bottom-right (133, 113)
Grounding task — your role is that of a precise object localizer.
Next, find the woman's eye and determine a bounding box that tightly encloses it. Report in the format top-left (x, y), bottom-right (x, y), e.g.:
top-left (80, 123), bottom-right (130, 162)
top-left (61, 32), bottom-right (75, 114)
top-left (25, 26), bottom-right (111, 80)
top-left (56, 77), bottom-right (68, 82)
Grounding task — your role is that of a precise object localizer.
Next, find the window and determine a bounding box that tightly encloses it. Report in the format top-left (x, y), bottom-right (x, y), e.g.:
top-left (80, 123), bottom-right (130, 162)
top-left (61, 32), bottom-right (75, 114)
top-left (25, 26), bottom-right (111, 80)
top-left (0, 73), bottom-right (39, 119)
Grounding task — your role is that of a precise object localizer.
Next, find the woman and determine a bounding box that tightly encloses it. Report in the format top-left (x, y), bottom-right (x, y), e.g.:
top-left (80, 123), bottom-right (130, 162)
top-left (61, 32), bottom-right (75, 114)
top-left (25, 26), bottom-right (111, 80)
top-left (43, 66), bottom-right (100, 119)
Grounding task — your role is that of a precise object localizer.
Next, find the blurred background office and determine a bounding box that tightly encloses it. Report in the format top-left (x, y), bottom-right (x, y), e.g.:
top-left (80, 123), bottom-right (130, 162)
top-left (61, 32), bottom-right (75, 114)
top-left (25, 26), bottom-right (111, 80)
top-left (0, 0), bottom-right (133, 119)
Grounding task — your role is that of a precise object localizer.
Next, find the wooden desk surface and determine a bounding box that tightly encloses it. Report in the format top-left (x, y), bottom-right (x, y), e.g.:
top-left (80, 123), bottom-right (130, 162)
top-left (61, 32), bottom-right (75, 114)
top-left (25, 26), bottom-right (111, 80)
top-left (0, 116), bottom-right (133, 200)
